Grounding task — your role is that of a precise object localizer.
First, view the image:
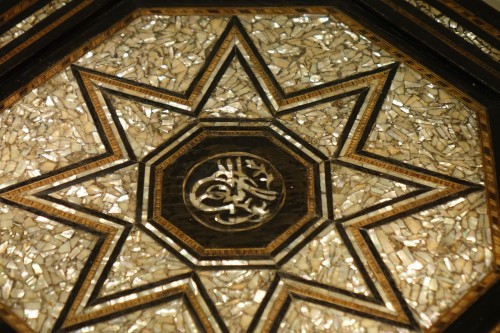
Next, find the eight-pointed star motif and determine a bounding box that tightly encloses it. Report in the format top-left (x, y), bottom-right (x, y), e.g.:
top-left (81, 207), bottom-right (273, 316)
top-left (0, 16), bottom-right (481, 332)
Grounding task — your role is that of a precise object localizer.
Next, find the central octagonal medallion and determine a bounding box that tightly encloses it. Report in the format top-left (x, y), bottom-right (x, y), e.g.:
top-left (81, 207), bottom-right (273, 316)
top-left (150, 124), bottom-right (326, 262)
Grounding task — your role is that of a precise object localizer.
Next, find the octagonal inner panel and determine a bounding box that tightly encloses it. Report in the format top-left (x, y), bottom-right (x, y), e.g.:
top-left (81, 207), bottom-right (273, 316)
top-left (153, 130), bottom-right (318, 252)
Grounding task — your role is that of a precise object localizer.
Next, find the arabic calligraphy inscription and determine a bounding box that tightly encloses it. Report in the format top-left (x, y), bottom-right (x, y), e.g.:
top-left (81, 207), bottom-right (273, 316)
top-left (184, 153), bottom-right (286, 231)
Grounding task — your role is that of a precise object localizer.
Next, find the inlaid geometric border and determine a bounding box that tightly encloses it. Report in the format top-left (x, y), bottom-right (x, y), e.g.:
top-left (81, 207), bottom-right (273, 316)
top-left (377, 0), bottom-right (499, 75)
top-left (0, 0), bottom-right (100, 75)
